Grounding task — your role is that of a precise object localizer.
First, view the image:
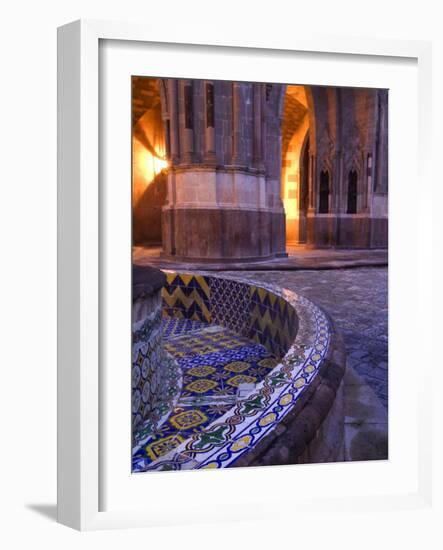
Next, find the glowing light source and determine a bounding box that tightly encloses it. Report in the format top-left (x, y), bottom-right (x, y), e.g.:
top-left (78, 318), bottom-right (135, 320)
top-left (134, 139), bottom-right (168, 193)
top-left (153, 154), bottom-right (169, 176)
top-left (133, 105), bottom-right (169, 199)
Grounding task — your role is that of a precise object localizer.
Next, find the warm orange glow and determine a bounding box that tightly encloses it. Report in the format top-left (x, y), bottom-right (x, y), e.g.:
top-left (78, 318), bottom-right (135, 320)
top-left (133, 139), bottom-right (167, 201)
top-left (153, 154), bottom-right (169, 176)
top-left (282, 86), bottom-right (310, 243)
top-left (132, 106), bottom-right (168, 205)
top-left (282, 122), bottom-right (308, 221)
top-left (138, 143), bottom-right (168, 182)
top-left (286, 85), bottom-right (308, 108)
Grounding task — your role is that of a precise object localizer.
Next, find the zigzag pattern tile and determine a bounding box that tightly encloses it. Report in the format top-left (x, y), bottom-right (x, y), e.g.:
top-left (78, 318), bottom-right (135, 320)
top-left (160, 273), bottom-right (298, 360)
top-left (162, 273), bottom-right (211, 323)
top-left (249, 285), bottom-right (298, 357)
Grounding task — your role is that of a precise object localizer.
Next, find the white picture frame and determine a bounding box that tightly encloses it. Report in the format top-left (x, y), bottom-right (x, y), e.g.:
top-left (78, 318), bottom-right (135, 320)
top-left (57, 19), bottom-right (434, 531)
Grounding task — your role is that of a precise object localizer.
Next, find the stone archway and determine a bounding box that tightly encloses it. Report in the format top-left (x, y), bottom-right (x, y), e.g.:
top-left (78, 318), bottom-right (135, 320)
top-left (281, 85), bottom-right (313, 245)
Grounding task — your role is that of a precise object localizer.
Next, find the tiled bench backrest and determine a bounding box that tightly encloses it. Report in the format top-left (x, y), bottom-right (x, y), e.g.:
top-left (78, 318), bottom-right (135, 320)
top-left (132, 268), bottom-right (168, 430)
top-left (162, 272), bottom-right (298, 359)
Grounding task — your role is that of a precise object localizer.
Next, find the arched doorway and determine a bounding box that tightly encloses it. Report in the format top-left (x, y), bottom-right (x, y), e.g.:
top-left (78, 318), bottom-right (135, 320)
top-left (318, 170), bottom-right (330, 213)
top-left (281, 85), bottom-right (311, 245)
top-left (347, 169), bottom-right (358, 214)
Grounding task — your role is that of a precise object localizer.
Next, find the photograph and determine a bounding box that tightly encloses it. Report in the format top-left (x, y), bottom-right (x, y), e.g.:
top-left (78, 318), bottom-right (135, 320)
top-left (131, 77), bottom-right (389, 473)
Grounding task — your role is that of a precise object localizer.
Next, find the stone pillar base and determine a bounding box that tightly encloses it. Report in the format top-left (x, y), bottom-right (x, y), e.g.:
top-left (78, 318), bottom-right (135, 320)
top-left (162, 207), bottom-right (286, 261)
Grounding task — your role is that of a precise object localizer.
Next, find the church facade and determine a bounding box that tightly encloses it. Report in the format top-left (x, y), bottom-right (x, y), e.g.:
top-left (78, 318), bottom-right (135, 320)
top-left (132, 77), bottom-right (388, 261)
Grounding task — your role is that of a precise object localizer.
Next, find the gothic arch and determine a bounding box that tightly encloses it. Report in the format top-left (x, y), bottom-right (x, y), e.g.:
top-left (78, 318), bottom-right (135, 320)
top-left (319, 169), bottom-right (330, 214)
top-left (347, 168), bottom-right (358, 214)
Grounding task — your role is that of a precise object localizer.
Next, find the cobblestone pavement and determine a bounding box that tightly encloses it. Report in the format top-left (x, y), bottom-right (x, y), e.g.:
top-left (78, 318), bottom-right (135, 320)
top-left (221, 268), bottom-right (388, 409)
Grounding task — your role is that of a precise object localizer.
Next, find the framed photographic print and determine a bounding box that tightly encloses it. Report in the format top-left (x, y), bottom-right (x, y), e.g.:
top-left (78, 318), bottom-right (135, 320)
top-left (57, 19), bottom-right (433, 530)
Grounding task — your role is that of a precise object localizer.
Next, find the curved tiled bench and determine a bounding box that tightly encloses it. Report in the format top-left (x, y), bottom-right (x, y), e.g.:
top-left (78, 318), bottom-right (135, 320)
top-left (162, 272), bottom-right (299, 360)
top-left (136, 271), bottom-right (346, 471)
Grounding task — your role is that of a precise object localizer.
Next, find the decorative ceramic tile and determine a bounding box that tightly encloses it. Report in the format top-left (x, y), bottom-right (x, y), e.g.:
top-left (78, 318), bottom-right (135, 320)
top-left (161, 317), bottom-right (208, 338)
top-left (162, 272), bottom-right (211, 323)
top-left (209, 277), bottom-right (250, 336)
top-left (132, 351), bottom-right (182, 452)
top-left (132, 271), bottom-right (330, 472)
top-left (132, 302), bottom-right (167, 430)
top-left (132, 319), bottom-right (277, 471)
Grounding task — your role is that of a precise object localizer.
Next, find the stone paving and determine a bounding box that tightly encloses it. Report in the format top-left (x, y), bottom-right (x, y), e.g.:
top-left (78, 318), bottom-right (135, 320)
top-left (133, 245), bottom-right (388, 271)
top-left (220, 267), bottom-right (388, 409)
top-left (343, 366), bottom-right (388, 461)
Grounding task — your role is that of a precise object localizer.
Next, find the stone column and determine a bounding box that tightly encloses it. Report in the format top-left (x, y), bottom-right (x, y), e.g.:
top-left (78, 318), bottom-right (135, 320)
top-left (366, 152), bottom-right (373, 212)
top-left (161, 78), bottom-right (286, 261)
top-left (308, 153), bottom-right (316, 212)
top-left (203, 81), bottom-right (217, 164)
top-left (166, 79), bottom-right (180, 165)
top-left (306, 150), bottom-right (317, 247)
top-left (253, 83), bottom-right (263, 169)
top-left (337, 152), bottom-right (344, 213)
top-left (179, 79), bottom-right (194, 164)
top-left (334, 153), bottom-right (341, 213)
top-left (231, 81), bottom-right (242, 166)
top-left (375, 90), bottom-right (389, 194)
top-left (261, 85), bottom-right (267, 166)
